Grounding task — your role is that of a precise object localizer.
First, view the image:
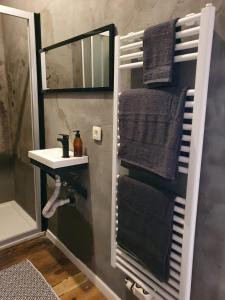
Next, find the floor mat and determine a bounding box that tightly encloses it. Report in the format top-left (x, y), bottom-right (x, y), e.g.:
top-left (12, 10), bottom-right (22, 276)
top-left (0, 260), bottom-right (59, 299)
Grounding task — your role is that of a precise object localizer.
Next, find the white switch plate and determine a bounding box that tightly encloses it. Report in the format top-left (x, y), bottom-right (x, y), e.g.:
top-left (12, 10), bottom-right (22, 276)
top-left (92, 126), bottom-right (102, 141)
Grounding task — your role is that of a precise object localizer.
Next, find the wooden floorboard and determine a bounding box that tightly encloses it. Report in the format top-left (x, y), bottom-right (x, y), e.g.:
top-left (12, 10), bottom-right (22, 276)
top-left (0, 236), bottom-right (107, 300)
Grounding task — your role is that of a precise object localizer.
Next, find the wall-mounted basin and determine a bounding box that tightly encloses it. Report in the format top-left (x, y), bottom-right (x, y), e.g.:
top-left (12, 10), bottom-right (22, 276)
top-left (28, 148), bottom-right (88, 169)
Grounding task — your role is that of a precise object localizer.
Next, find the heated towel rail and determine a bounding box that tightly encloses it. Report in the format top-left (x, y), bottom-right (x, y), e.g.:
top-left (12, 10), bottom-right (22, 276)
top-left (111, 3), bottom-right (215, 300)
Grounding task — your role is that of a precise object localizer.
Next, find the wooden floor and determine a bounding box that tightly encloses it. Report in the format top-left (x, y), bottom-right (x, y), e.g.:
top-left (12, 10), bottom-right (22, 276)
top-left (0, 236), bottom-right (107, 300)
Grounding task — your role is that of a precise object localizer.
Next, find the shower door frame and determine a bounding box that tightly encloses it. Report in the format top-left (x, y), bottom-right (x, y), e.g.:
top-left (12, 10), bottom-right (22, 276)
top-left (0, 5), bottom-right (42, 243)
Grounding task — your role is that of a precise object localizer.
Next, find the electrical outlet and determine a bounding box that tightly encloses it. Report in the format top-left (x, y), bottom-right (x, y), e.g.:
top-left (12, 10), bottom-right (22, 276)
top-left (92, 126), bottom-right (102, 141)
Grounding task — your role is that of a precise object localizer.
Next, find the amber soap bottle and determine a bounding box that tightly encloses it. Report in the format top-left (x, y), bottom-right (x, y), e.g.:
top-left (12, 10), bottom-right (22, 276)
top-left (73, 130), bottom-right (83, 157)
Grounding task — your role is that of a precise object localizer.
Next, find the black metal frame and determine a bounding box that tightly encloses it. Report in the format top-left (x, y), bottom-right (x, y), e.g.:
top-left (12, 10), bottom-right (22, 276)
top-left (34, 13), bottom-right (47, 230)
top-left (30, 159), bottom-right (88, 199)
top-left (40, 24), bottom-right (115, 94)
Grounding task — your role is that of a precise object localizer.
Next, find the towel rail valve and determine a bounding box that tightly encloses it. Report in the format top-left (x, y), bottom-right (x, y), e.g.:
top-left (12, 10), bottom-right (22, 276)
top-left (125, 278), bottom-right (155, 300)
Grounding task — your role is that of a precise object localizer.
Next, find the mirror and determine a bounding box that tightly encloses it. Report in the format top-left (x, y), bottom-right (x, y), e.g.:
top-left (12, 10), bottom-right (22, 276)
top-left (40, 24), bottom-right (115, 93)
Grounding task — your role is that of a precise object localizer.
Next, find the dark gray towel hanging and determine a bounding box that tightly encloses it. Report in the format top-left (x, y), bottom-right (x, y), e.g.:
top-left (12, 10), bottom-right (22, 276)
top-left (143, 19), bottom-right (178, 86)
top-left (117, 176), bottom-right (175, 282)
top-left (118, 87), bottom-right (187, 180)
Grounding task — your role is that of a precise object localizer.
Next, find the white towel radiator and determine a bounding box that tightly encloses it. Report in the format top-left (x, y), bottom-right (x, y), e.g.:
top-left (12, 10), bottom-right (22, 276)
top-left (111, 3), bottom-right (215, 300)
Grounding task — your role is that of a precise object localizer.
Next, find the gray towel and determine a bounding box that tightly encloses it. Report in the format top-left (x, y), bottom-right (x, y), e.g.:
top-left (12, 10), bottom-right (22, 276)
top-left (118, 87), bottom-right (187, 180)
top-left (117, 175), bottom-right (175, 282)
top-left (143, 19), bottom-right (178, 86)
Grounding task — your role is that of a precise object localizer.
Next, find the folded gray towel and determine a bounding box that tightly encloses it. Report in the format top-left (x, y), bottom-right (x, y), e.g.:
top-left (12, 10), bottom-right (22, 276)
top-left (143, 19), bottom-right (178, 86)
top-left (118, 87), bottom-right (187, 180)
top-left (117, 176), bottom-right (175, 282)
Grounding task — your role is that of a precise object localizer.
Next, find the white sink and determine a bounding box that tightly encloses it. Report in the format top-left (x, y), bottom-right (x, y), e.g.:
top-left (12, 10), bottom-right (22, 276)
top-left (28, 148), bottom-right (88, 169)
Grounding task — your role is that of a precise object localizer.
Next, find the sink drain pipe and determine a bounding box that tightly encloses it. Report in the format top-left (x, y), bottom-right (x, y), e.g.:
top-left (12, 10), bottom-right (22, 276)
top-left (42, 175), bottom-right (70, 219)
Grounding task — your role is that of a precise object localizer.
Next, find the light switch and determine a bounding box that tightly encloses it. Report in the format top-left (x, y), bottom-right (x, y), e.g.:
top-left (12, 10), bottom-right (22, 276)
top-left (92, 126), bottom-right (102, 141)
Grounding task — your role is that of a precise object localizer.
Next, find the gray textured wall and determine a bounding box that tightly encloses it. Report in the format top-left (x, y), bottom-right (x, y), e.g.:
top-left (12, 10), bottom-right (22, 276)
top-left (1, 0), bottom-right (225, 299)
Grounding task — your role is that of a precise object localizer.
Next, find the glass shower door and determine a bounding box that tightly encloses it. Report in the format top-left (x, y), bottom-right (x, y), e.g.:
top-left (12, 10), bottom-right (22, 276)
top-left (0, 5), bottom-right (41, 246)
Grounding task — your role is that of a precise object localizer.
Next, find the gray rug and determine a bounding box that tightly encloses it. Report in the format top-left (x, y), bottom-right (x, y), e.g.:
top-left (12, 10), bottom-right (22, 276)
top-left (0, 260), bottom-right (59, 299)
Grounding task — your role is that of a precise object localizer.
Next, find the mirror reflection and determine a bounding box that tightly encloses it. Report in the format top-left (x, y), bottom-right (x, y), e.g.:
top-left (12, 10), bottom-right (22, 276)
top-left (45, 29), bottom-right (111, 90)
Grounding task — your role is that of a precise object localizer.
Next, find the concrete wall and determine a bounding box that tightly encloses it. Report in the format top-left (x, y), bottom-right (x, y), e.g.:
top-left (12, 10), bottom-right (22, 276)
top-left (1, 1), bottom-right (225, 299)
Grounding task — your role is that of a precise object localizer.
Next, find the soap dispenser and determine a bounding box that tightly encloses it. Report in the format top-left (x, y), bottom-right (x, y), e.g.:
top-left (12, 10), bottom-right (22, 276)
top-left (73, 130), bottom-right (83, 157)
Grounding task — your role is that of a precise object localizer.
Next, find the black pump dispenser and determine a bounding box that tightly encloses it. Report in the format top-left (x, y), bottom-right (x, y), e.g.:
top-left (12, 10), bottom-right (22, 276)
top-left (74, 130), bottom-right (80, 138)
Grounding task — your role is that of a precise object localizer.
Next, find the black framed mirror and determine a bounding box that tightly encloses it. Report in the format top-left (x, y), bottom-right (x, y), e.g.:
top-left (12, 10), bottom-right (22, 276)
top-left (40, 24), bottom-right (115, 93)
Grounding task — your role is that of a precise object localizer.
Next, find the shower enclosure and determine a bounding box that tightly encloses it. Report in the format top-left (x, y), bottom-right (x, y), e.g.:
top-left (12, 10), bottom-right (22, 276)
top-left (0, 5), bottom-right (41, 247)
